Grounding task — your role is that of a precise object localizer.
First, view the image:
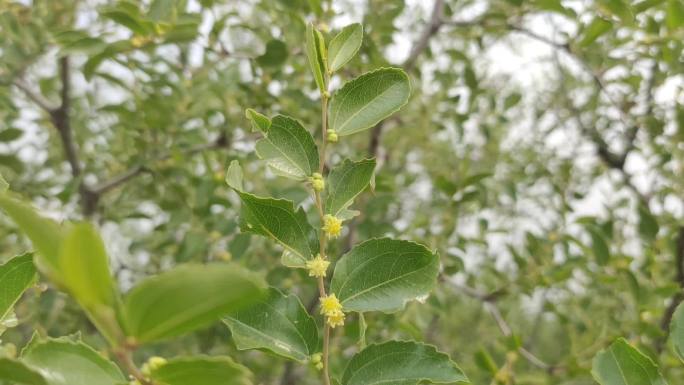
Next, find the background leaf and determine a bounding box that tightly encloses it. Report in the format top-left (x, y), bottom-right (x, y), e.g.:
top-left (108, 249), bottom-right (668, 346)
top-left (340, 340), bottom-right (469, 385)
top-left (328, 23), bottom-right (363, 72)
top-left (223, 288), bottom-right (318, 362)
top-left (21, 336), bottom-right (125, 385)
top-left (0, 193), bottom-right (63, 279)
top-left (150, 356), bottom-right (252, 385)
top-left (591, 338), bottom-right (667, 385)
top-left (0, 253), bottom-right (36, 320)
top-left (331, 238), bottom-right (439, 312)
top-left (225, 160), bottom-right (244, 191)
top-left (58, 223), bottom-right (116, 309)
top-left (0, 357), bottom-right (47, 385)
top-left (123, 264), bottom-right (265, 343)
top-left (670, 302), bottom-right (684, 362)
top-left (329, 68), bottom-right (410, 136)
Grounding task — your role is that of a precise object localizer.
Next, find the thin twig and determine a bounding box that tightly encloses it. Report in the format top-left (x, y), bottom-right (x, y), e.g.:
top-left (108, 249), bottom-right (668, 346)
top-left (451, 281), bottom-right (560, 373)
top-left (114, 347), bottom-right (151, 385)
top-left (52, 57), bottom-right (82, 178)
top-left (91, 138), bottom-right (228, 195)
top-left (656, 227), bottom-right (684, 352)
top-left (367, 0), bottom-right (446, 156)
top-left (13, 79), bottom-right (58, 112)
top-left (507, 23), bottom-right (632, 129)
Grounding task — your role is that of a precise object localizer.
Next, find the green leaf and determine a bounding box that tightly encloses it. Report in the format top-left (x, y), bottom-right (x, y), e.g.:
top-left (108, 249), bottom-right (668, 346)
top-left (671, 302), bottom-right (684, 362)
top-left (587, 225), bottom-right (610, 265)
top-left (579, 18), bottom-right (613, 47)
top-left (325, 158), bottom-right (375, 219)
top-left (225, 160), bottom-right (244, 191)
top-left (0, 253), bottom-right (37, 320)
top-left (0, 128), bottom-right (23, 142)
top-left (150, 356), bottom-right (252, 385)
top-left (0, 357), bottom-right (47, 385)
top-left (341, 341), bottom-right (470, 385)
top-left (598, 0), bottom-right (635, 25)
top-left (329, 68), bottom-right (410, 136)
top-left (123, 263), bottom-right (265, 343)
top-left (591, 338), bottom-right (667, 385)
top-left (148, 0), bottom-right (175, 22)
top-left (237, 191), bottom-right (318, 268)
top-left (328, 23), bottom-right (363, 72)
top-left (637, 204), bottom-right (659, 240)
top-left (223, 288), bottom-right (318, 362)
top-left (0, 173), bottom-right (7, 192)
top-left (245, 108), bottom-right (271, 132)
top-left (254, 115), bottom-right (319, 180)
top-left (21, 336), bottom-right (125, 385)
top-left (0, 193), bottom-right (63, 278)
top-left (100, 10), bottom-right (152, 36)
top-left (666, 0), bottom-right (684, 30)
top-left (305, 23), bottom-right (327, 93)
top-left (633, 0), bottom-right (665, 14)
top-left (59, 223), bottom-right (116, 309)
top-left (57, 223), bottom-right (122, 345)
top-left (532, 0), bottom-right (576, 15)
top-left (257, 39), bottom-right (288, 68)
top-left (331, 238), bottom-right (439, 312)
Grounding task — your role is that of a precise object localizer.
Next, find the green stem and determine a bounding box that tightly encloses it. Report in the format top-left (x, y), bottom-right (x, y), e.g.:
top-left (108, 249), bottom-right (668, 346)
top-left (114, 346), bottom-right (151, 385)
top-left (313, 73), bottom-right (332, 385)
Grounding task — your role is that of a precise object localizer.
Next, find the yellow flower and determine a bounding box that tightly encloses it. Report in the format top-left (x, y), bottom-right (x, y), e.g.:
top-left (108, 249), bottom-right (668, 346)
top-left (141, 356), bottom-right (167, 377)
top-left (322, 215), bottom-right (342, 238)
top-left (319, 294), bottom-right (342, 317)
top-left (326, 310), bottom-right (345, 328)
top-left (320, 294), bottom-right (346, 328)
top-left (310, 173), bottom-right (325, 192)
top-left (305, 254), bottom-right (330, 277)
top-left (326, 129), bottom-right (338, 143)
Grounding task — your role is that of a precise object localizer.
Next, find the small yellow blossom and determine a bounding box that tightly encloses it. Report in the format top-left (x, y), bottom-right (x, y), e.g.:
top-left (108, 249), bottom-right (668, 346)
top-left (320, 294), bottom-right (342, 316)
top-left (322, 215), bottom-right (342, 238)
top-left (320, 294), bottom-right (346, 328)
top-left (310, 173), bottom-right (325, 192)
top-left (315, 361), bottom-right (324, 370)
top-left (311, 353), bottom-right (322, 364)
top-left (326, 310), bottom-right (345, 328)
top-left (216, 250), bottom-right (232, 261)
top-left (305, 254), bottom-right (330, 277)
top-left (141, 356), bottom-right (167, 377)
top-left (326, 129), bottom-right (338, 143)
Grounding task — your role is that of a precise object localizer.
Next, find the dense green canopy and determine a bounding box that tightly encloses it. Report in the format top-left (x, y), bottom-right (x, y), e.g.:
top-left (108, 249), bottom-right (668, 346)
top-left (1, 0), bottom-right (683, 384)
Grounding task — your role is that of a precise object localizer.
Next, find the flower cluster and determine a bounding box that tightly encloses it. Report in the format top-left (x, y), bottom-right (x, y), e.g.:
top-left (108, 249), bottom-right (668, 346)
top-left (326, 129), bottom-right (338, 143)
top-left (320, 294), bottom-right (345, 328)
top-left (306, 254), bottom-right (330, 277)
top-left (310, 172), bottom-right (325, 192)
top-left (322, 215), bottom-right (342, 238)
top-left (141, 356), bottom-right (167, 377)
top-left (311, 353), bottom-right (324, 370)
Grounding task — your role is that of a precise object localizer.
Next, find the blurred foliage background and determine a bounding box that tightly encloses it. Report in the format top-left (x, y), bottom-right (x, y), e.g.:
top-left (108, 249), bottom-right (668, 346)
top-left (1, 0), bottom-right (684, 384)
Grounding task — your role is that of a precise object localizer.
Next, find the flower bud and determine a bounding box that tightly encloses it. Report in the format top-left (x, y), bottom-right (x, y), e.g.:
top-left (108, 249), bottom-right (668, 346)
top-left (326, 129), bottom-right (338, 143)
top-left (310, 173), bottom-right (325, 192)
top-left (141, 356), bottom-right (167, 377)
